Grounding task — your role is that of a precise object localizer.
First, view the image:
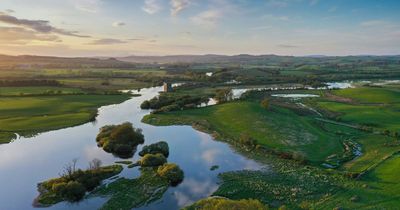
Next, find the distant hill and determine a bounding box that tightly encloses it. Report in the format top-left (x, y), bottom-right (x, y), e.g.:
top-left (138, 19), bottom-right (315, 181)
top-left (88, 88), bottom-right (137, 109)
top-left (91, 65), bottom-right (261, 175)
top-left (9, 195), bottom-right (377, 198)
top-left (0, 55), bottom-right (135, 69)
top-left (117, 54), bottom-right (294, 64)
top-left (117, 54), bottom-right (400, 64)
top-left (1, 54), bottom-right (399, 68)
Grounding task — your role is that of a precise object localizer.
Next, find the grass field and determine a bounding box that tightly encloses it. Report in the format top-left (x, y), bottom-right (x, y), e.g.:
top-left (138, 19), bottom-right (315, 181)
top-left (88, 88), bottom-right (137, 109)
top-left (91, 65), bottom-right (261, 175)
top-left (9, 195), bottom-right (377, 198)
top-left (143, 101), bottom-right (346, 163)
top-left (0, 86), bottom-right (83, 96)
top-left (0, 94), bottom-right (130, 143)
top-left (313, 154), bottom-right (400, 209)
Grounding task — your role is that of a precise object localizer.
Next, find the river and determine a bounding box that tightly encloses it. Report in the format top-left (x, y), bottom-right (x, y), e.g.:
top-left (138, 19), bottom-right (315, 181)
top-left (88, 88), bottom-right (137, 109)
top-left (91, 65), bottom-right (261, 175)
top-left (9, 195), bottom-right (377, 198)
top-left (0, 86), bottom-right (262, 210)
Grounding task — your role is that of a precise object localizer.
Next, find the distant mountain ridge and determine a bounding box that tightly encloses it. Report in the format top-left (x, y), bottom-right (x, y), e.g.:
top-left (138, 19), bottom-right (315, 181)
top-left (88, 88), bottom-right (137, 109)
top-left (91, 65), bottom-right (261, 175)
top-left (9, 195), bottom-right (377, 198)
top-left (1, 54), bottom-right (399, 66)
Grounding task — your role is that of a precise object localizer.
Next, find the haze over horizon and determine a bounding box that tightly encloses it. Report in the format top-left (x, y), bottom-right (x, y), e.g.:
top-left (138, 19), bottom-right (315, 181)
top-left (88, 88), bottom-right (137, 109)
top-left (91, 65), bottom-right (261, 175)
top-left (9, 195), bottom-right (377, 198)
top-left (1, 0), bottom-right (399, 57)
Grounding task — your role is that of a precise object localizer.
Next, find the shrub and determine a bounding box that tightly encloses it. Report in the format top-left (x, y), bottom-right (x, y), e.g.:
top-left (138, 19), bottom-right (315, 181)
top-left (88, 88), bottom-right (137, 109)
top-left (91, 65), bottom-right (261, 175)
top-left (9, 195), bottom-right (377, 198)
top-left (157, 163), bottom-right (184, 185)
top-left (140, 100), bottom-right (151, 109)
top-left (184, 198), bottom-right (267, 210)
top-left (139, 141), bottom-right (169, 157)
top-left (63, 181), bottom-right (86, 202)
top-left (239, 133), bottom-right (257, 147)
top-left (96, 122), bottom-right (144, 158)
top-left (261, 98), bottom-right (270, 109)
top-left (139, 153), bottom-right (167, 167)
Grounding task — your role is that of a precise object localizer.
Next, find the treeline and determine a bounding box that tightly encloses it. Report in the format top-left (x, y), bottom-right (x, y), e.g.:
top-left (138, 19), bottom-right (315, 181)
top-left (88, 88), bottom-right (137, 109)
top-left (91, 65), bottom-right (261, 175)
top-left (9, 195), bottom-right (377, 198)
top-left (0, 79), bottom-right (61, 87)
top-left (141, 95), bottom-right (210, 113)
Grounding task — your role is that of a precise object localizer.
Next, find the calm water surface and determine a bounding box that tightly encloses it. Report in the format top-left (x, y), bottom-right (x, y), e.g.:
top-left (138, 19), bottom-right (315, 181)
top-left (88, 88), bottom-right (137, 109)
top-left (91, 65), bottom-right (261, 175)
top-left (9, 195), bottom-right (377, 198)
top-left (0, 86), bottom-right (262, 210)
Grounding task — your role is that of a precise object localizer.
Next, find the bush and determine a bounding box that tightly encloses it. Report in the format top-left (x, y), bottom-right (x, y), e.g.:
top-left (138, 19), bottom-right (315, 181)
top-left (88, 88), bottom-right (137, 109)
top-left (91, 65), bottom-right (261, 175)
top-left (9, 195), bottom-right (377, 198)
top-left (261, 98), bottom-right (269, 109)
top-left (63, 181), bottom-right (86, 202)
top-left (139, 141), bottom-right (169, 157)
top-left (184, 198), bottom-right (267, 210)
top-left (157, 163), bottom-right (184, 185)
top-left (239, 133), bottom-right (257, 147)
top-left (96, 122), bottom-right (144, 158)
top-left (139, 153), bottom-right (167, 167)
top-left (140, 100), bottom-right (151, 109)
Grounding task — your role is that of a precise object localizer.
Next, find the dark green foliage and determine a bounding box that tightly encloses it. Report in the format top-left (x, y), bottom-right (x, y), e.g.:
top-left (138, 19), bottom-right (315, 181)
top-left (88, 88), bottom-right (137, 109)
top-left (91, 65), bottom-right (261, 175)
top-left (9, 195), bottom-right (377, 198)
top-left (157, 163), bottom-right (184, 185)
top-left (96, 122), bottom-right (144, 158)
top-left (239, 133), bottom-right (257, 147)
top-left (139, 141), bottom-right (169, 157)
top-left (183, 197), bottom-right (268, 210)
top-left (140, 94), bottom-right (209, 113)
top-left (140, 100), bottom-right (151, 109)
top-left (93, 167), bottom-right (170, 210)
top-left (261, 98), bottom-right (269, 109)
top-left (139, 153), bottom-right (167, 167)
top-left (215, 88), bottom-right (233, 103)
top-left (36, 163), bottom-right (122, 206)
top-left (62, 181), bottom-right (86, 202)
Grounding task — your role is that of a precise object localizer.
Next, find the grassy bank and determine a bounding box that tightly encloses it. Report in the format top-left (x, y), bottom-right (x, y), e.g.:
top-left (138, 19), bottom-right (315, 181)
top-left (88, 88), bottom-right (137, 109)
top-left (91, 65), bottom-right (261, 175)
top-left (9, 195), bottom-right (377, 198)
top-left (143, 101), bottom-right (345, 163)
top-left (93, 167), bottom-right (169, 210)
top-left (0, 93), bottom-right (130, 143)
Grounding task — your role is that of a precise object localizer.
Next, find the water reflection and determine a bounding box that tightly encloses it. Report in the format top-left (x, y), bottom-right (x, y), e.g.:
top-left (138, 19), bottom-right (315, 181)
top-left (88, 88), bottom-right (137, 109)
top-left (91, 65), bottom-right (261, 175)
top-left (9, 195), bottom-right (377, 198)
top-left (0, 86), bottom-right (262, 210)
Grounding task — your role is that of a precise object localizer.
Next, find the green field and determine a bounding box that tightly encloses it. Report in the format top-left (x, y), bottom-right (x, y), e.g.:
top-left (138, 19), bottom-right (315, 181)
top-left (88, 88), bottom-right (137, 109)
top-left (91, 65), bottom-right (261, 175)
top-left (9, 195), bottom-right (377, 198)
top-left (141, 85), bottom-right (400, 209)
top-left (0, 93), bottom-right (130, 143)
top-left (313, 154), bottom-right (400, 209)
top-left (0, 86), bottom-right (83, 96)
top-left (143, 101), bottom-right (347, 163)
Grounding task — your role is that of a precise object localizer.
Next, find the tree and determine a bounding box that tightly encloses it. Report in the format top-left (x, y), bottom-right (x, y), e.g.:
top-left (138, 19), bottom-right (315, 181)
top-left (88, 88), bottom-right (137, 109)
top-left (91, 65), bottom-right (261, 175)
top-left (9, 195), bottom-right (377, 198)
top-left (88, 158), bottom-right (102, 170)
top-left (215, 88), bottom-right (233, 103)
top-left (260, 98), bottom-right (269, 109)
top-left (157, 163), bottom-right (184, 185)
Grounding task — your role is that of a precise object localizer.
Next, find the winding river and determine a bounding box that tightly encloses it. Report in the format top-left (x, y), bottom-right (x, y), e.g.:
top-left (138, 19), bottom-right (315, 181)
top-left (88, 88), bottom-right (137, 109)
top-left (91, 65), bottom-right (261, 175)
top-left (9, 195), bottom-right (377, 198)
top-left (0, 86), bottom-right (262, 210)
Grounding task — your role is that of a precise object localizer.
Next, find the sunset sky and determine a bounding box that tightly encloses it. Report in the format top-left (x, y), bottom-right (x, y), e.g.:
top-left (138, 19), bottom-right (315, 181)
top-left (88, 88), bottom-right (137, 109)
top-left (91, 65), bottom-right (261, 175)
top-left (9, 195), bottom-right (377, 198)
top-left (0, 0), bottom-right (399, 57)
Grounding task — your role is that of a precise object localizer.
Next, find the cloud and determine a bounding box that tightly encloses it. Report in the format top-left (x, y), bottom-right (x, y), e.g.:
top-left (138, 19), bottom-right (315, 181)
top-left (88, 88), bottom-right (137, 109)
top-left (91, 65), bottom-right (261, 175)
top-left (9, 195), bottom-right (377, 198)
top-left (112, 21), bottom-right (126, 27)
top-left (0, 13), bottom-right (90, 38)
top-left (266, 0), bottom-right (289, 8)
top-left (360, 20), bottom-right (388, 27)
top-left (170, 0), bottom-right (191, 16)
top-left (250, 25), bottom-right (272, 30)
top-left (73, 0), bottom-right (102, 13)
top-left (201, 148), bottom-right (221, 163)
top-left (328, 6), bottom-right (338, 12)
top-left (143, 0), bottom-right (162, 14)
top-left (87, 38), bottom-right (128, 45)
top-left (309, 0), bottom-right (319, 6)
top-left (277, 44), bottom-right (299, 48)
top-left (191, 9), bottom-right (222, 28)
top-left (261, 14), bottom-right (290, 21)
top-left (5, 9), bottom-right (15, 13)
top-left (0, 27), bottom-right (60, 44)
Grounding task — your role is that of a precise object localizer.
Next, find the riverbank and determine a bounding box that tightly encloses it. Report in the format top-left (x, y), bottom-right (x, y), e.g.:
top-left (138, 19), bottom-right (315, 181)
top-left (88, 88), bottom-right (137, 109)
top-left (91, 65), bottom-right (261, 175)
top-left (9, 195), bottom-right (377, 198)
top-left (141, 84), bottom-right (400, 209)
top-left (0, 92), bottom-right (131, 144)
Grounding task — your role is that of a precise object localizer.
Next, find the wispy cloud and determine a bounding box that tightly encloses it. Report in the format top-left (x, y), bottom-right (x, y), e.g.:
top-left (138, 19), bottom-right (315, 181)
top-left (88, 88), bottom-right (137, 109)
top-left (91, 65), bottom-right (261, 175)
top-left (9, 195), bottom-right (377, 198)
top-left (0, 27), bottom-right (60, 43)
top-left (170, 0), bottom-right (191, 16)
top-left (191, 9), bottom-right (222, 28)
top-left (0, 13), bottom-right (90, 38)
top-left (142, 0), bottom-right (162, 14)
top-left (250, 25), bottom-right (272, 30)
top-left (73, 0), bottom-right (102, 13)
top-left (266, 0), bottom-right (289, 8)
top-left (360, 20), bottom-right (388, 27)
top-left (112, 21), bottom-right (126, 27)
top-left (309, 0), bottom-right (319, 6)
top-left (328, 6), bottom-right (338, 12)
top-left (277, 44), bottom-right (299, 48)
top-left (87, 38), bottom-right (128, 45)
top-left (261, 14), bottom-right (290, 21)
top-left (5, 9), bottom-right (15, 13)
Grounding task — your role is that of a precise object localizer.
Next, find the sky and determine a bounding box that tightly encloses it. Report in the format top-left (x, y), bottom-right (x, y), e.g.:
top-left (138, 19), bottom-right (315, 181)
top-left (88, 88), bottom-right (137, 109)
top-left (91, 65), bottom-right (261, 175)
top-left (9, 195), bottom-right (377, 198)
top-left (0, 0), bottom-right (399, 57)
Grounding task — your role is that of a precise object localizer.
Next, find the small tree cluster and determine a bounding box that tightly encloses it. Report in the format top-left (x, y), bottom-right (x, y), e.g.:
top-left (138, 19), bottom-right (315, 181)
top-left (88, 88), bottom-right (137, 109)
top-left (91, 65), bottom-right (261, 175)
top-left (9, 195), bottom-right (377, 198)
top-left (157, 163), bottom-right (184, 185)
top-left (96, 122), bottom-right (144, 158)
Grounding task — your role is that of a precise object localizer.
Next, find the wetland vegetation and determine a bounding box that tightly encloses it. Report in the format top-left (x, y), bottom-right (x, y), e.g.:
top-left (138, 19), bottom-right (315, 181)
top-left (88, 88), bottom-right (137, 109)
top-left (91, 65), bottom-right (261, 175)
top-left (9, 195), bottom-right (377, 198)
top-left (1, 54), bottom-right (400, 210)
